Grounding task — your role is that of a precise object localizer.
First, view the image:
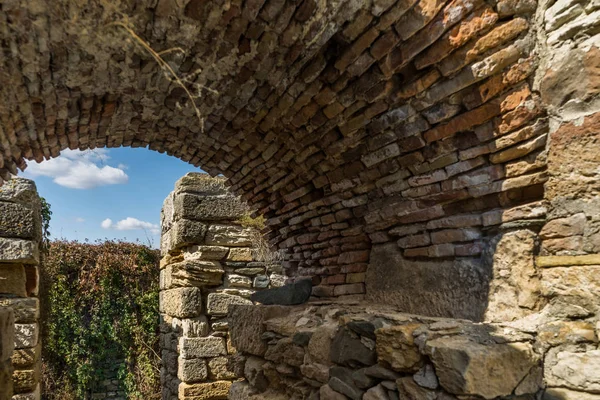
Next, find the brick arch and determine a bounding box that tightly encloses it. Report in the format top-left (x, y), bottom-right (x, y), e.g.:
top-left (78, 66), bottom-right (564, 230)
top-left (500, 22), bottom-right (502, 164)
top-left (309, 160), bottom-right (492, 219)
top-left (1, 0), bottom-right (549, 319)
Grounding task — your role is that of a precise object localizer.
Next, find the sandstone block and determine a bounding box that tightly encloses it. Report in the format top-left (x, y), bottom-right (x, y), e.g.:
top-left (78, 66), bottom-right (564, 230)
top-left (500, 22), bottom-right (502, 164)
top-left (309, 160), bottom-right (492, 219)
top-left (229, 305), bottom-right (288, 356)
top-left (227, 247), bottom-right (252, 262)
top-left (0, 264), bottom-right (26, 297)
top-left (425, 336), bottom-right (536, 398)
top-left (160, 287), bottom-right (202, 318)
top-left (484, 229), bottom-right (542, 322)
top-left (207, 356), bottom-right (237, 380)
top-left (178, 358), bottom-right (207, 383)
top-left (178, 381), bottom-right (231, 399)
top-left (376, 324), bottom-right (423, 372)
top-left (175, 193), bottom-right (248, 222)
top-left (205, 225), bottom-right (253, 247)
top-left (0, 179), bottom-right (38, 205)
top-left (0, 202), bottom-right (35, 239)
top-left (14, 324), bottom-right (38, 349)
top-left (163, 219), bottom-right (208, 253)
top-left (170, 260), bottom-right (224, 288)
top-left (545, 349), bottom-right (600, 392)
top-left (207, 293), bottom-right (252, 316)
top-left (183, 245), bottom-right (229, 260)
top-left (0, 239), bottom-right (38, 265)
top-left (540, 213), bottom-right (587, 239)
top-left (171, 316), bottom-right (209, 338)
top-left (12, 367), bottom-right (39, 393)
top-left (11, 344), bottom-right (40, 369)
top-left (226, 274), bottom-right (252, 288)
top-left (174, 173), bottom-right (229, 196)
top-left (179, 337), bottom-right (227, 359)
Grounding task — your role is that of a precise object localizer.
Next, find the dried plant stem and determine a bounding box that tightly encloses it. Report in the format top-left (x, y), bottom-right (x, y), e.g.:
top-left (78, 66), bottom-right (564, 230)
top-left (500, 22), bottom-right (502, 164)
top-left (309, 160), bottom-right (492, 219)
top-left (108, 21), bottom-right (217, 131)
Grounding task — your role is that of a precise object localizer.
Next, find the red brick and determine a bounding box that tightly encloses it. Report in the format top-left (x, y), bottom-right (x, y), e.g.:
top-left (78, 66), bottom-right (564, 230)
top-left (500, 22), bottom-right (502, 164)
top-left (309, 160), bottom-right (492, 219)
top-left (415, 6), bottom-right (498, 69)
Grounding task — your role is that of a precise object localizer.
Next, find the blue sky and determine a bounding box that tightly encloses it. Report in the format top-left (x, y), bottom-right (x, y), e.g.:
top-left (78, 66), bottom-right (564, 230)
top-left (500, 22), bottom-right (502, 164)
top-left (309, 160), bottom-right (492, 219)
top-left (22, 148), bottom-right (200, 248)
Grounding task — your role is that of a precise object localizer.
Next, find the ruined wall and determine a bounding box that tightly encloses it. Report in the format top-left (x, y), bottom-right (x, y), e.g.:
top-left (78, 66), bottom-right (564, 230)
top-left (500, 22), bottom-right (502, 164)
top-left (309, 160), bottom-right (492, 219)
top-left (158, 173), bottom-right (286, 400)
top-left (0, 178), bottom-right (42, 400)
top-left (0, 309), bottom-right (15, 400)
top-left (228, 303), bottom-right (548, 400)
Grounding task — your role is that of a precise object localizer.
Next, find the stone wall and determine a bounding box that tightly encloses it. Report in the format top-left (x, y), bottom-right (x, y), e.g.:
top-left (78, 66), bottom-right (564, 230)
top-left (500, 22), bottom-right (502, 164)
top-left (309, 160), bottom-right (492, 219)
top-left (228, 300), bottom-right (600, 400)
top-left (0, 178), bottom-right (42, 400)
top-left (0, 0), bottom-right (598, 320)
top-left (228, 302), bottom-right (548, 400)
top-left (0, 308), bottom-right (15, 400)
top-left (158, 173), bottom-right (286, 400)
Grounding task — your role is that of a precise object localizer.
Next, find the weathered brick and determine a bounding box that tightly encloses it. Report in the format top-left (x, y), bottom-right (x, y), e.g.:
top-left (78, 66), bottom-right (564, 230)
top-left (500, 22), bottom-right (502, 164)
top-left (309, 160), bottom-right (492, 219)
top-left (415, 6), bottom-right (498, 69)
top-left (431, 228), bottom-right (481, 244)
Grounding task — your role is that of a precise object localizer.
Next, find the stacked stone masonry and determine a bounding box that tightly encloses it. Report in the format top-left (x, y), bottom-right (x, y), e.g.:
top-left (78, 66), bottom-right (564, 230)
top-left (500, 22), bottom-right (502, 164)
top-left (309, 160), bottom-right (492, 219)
top-left (228, 302), bottom-right (594, 400)
top-left (0, 0), bottom-right (592, 315)
top-left (0, 178), bottom-right (42, 400)
top-left (0, 0), bottom-right (599, 398)
top-left (159, 173), bottom-right (286, 400)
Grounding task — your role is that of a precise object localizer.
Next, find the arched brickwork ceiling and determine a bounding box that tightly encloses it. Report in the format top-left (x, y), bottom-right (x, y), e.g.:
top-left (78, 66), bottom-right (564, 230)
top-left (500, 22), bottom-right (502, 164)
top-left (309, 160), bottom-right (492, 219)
top-left (1, 0), bottom-right (544, 276)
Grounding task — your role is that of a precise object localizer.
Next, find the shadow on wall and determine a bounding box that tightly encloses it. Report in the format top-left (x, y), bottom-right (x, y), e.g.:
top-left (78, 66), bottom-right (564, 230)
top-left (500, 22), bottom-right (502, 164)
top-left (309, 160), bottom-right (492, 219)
top-left (365, 204), bottom-right (546, 322)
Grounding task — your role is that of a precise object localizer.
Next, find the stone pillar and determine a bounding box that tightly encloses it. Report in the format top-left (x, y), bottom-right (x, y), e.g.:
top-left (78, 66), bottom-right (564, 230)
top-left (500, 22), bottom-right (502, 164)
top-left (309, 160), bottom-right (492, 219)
top-left (0, 178), bottom-right (42, 400)
top-left (531, 2), bottom-right (600, 398)
top-left (159, 173), bottom-right (285, 400)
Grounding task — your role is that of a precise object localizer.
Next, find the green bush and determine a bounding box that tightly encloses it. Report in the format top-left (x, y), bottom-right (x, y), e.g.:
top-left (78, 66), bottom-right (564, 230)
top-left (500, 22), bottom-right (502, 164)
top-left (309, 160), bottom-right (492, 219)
top-left (40, 240), bottom-right (161, 399)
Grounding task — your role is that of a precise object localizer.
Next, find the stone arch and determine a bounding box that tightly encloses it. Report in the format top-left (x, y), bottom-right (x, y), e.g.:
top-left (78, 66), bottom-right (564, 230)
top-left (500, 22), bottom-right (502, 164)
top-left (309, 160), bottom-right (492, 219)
top-left (2, 0), bottom-right (600, 398)
top-left (1, 0), bottom-right (599, 320)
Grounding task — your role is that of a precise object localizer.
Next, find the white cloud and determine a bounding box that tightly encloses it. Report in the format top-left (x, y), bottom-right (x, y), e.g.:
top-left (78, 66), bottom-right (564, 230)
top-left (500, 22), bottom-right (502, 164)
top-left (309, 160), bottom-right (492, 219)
top-left (75, 217), bottom-right (85, 223)
top-left (101, 217), bottom-right (159, 234)
top-left (25, 149), bottom-right (128, 189)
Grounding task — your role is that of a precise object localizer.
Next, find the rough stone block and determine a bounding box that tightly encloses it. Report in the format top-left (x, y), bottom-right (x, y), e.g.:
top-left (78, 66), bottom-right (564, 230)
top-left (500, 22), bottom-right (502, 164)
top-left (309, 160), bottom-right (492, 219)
top-left (0, 298), bottom-right (39, 324)
top-left (10, 344), bottom-right (40, 369)
top-left (545, 349), bottom-right (600, 392)
top-left (160, 287), bottom-right (202, 318)
top-left (174, 173), bottom-right (229, 196)
top-left (14, 324), bottom-right (38, 350)
top-left (0, 179), bottom-right (39, 205)
top-left (175, 193), bottom-right (248, 222)
top-left (170, 260), bottom-right (224, 288)
top-left (178, 381), bottom-right (231, 400)
top-left (229, 305), bottom-right (288, 356)
top-left (226, 247), bottom-right (253, 262)
top-left (226, 274), bottom-right (252, 288)
top-left (171, 316), bottom-right (209, 338)
top-left (163, 219), bottom-right (208, 254)
top-left (207, 356), bottom-right (237, 380)
top-left (179, 337), bottom-right (227, 359)
top-left (0, 264), bottom-right (26, 297)
top-left (178, 358), bottom-right (207, 383)
top-left (206, 293), bottom-right (252, 316)
top-left (0, 202), bottom-right (35, 239)
top-left (425, 336), bottom-right (537, 398)
top-left (376, 324), bottom-right (423, 372)
top-left (0, 239), bottom-right (38, 265)
top-left (12, 367), bottom-right (39, 393)
top-left (183, 245), bottom-right (229, 261)
top-left (205, 225), bottom-right (253, 247)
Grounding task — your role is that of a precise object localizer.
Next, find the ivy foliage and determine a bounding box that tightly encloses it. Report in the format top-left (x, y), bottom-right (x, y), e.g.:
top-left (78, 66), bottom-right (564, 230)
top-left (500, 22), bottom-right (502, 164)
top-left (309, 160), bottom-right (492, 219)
top-left (40, 197), bottom-right (52, 246)
top-left (41, 240), bottom-right (161, 399)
